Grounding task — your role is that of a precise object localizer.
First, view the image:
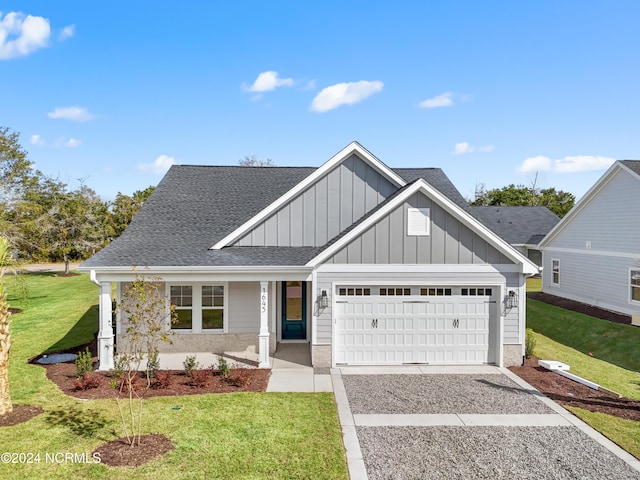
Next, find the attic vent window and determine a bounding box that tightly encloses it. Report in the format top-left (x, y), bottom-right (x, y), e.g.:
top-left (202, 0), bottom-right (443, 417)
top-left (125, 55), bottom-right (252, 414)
top-left (407, 208), bottom-right (430, 236)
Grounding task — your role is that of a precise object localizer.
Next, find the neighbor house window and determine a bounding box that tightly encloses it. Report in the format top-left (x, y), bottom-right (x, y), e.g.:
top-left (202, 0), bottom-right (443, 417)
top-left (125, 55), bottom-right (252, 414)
top-left (631, 270), bottom-right (640, 303)
top-left (552, 259), bottom-right (560, 285)
top-left (170, 284), bottom-right (226, 332)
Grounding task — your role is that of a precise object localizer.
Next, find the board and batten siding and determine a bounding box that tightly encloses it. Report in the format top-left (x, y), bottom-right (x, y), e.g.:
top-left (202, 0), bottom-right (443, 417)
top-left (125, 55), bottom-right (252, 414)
top-left (547, 168), bottom-right (640, 252)
top-left (233, 154), bottom-right (397, 247)
top-left (326, 192), bottom-right (514, 265)
top-left (542, 251), bottom-right (640, 316)
top-left (314, 270), bottom-right (523, 346)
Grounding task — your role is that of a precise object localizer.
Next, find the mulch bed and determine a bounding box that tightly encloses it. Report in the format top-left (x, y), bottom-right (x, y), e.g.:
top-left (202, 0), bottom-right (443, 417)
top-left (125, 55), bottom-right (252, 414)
top-left (528, 292), bottom-right (632, 325)
top-left (0, 405), bottom-right (44, 427)
top-left (510, 358), bottom-right (640, 421)
top-left (94, 433), bottom-right (174, 467)
top-left (41, 361), bottom-right (271, 399)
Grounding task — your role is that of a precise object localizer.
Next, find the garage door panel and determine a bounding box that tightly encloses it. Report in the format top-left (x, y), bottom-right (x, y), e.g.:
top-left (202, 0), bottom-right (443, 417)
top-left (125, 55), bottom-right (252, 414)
top-left (335, 286), bottom-right (492, 365)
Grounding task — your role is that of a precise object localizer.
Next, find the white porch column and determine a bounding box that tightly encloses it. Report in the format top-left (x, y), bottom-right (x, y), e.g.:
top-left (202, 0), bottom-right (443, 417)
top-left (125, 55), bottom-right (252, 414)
top-left (97, 282), bottom-right (115, 370)
top-left (258, 281), bottom-right (270, 368)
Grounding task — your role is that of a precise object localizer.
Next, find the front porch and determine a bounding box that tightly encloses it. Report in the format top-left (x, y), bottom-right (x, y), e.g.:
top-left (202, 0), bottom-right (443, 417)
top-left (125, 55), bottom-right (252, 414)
top-left (93, 276), bottom-right (319, 371)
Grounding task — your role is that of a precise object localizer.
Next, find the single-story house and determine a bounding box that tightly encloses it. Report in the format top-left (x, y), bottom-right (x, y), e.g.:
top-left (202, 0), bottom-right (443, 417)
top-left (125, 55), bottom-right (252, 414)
top-left (538, 160), bottom-right (640, 321)
top-left (470, 206), bottom-right (560, 266)
top-left (79, 142), bottom-right (538, 370)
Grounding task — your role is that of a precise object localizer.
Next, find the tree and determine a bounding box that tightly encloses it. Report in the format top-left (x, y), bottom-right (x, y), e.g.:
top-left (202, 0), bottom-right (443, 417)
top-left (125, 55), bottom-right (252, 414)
top-left (0, 127), bottom-right (34, 197)
top-left (470, 183), bottom-right (575, 218)
top-left (0, 237), bottom-right (23, 415)
top-left (106, 186), bottom-right (155, 239)
top-left (114, 273), bottom-right (176, 446)
top-left (238, 155), bottom-right (274, 167)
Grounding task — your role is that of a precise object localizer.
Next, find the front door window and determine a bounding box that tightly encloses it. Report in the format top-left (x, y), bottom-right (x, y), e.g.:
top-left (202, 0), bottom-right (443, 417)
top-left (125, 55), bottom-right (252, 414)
top-left (282, 281), bottom-right (306, 340)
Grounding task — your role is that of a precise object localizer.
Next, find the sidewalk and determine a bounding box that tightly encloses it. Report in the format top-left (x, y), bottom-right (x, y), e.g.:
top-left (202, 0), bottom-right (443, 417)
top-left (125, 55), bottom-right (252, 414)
top-left (266, 343), bottom-right (332, 393)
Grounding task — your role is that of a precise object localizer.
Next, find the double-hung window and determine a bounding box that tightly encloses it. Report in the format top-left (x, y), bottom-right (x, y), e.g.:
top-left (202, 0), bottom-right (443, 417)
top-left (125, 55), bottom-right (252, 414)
top-left (630, 270), bottom-right (640, 303)
top-left (551, 259), bottom-right (560, 285)
top-left (170, 284), bottom-right (226, 332)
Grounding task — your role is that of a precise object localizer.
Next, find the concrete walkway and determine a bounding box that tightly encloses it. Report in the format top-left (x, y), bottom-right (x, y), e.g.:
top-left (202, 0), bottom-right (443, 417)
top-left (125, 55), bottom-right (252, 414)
top-left (266, 343), bottom-right (332, 392)
top-left (331, 365), bottom-right (640, 480)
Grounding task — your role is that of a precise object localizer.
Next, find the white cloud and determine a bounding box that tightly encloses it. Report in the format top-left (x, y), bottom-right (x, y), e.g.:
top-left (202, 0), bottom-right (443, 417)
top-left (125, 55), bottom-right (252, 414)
top-left (58, 24), bottom-right (75, 41)
top-left (64, 137), bottom-right (81, 148)
top-left (554, 155), bottom-right (616, 173)
top-left (453, 142), bottom-right (474, 155)
top-left (0, 11), bottom-right (51, 60)
top-left (452, 142), bottom-right (494, 155)
top-left (310, 80), bottom-right (384, 113)
top-left (30, 133), bottom-right (44, 146)
top-left (47, 106), bottom-right (95, 122)
top-left (418, 92), bottom-right (454, 109)
top-left (243, 71), bottom-right (295, 93)
top-left (518, 155), bottom-right (614, 173)
top-left (137, 155), bottom-right (176, 174)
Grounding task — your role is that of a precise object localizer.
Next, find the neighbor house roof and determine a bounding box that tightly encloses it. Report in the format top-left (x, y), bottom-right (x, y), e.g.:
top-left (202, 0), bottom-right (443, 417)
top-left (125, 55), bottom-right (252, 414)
top-left (469, 206), bottom-right (560, 245)
top-left (620, 160), bottom-right (640, 176)
top-left (81, 163), bottom-right (468, 268)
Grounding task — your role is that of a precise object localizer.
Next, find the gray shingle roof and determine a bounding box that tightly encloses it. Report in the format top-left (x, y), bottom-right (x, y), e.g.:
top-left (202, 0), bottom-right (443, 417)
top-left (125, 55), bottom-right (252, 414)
top-left (469, 206), bottom-right (560, 245)
top-left (621, 160), bottom-right (640, 176)
top-left (81, 164), bottom-right (468, 268)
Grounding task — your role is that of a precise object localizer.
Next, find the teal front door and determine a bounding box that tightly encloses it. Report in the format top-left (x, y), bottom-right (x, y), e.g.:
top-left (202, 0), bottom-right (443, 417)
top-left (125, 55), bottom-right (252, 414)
top-left (282, 281), bottom-right (306, 340)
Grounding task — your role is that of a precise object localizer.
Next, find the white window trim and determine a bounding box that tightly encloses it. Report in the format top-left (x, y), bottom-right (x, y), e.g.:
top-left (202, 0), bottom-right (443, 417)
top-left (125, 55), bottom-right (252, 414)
top-left (407, 207), bottom-right (430, 236)
top-left (551, 259), bottom-right (560, 286)
top-left (168, 282), bottom-right (228, 334)
top-left (629, 268), bottom-right (640, 305)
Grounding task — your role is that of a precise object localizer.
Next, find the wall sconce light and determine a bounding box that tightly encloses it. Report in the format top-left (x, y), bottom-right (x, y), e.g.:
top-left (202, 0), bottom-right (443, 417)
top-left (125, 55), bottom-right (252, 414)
top-left (505, 290), bottom-right (519, 309)
top-left (319, 289), bottom-right (328, 308)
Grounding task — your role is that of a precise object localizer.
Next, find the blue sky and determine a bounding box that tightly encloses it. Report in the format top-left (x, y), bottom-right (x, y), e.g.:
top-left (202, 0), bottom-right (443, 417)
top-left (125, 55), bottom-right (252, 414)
top-left (2, 1), bottom-right (639, 201)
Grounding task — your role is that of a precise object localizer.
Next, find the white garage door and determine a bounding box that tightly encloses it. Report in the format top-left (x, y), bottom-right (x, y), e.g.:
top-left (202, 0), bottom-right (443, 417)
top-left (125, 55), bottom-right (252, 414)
top-left (334, 286), bottom-right (493, 365)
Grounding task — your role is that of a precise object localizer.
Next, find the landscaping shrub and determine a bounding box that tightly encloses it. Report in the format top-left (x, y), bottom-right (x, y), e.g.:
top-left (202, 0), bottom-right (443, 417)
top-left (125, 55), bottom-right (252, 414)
top-left (146, 348), bottom-right (160, 378)
top-left (74, 347), bottom-right (93, 378)
top-left (73, 372), bottom-right (101, 391)
top-left (525, 328), bottom-right (537, 359)
top-left (226, 369), bottom-right (251, 387)
top-left (183, 355), bottom-right (200, 375)
top-left (153, 371), bottom-right (172, 389)
top-left (217, 355), bottom-right (230, 377)
top-left (189, 369), bottom-right (209, 388)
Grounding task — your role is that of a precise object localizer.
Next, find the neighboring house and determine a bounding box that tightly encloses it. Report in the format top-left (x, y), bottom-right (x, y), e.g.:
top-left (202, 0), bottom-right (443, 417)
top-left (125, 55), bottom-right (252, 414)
top-left (538, 160), bottom-right (640, 319)
top-left (470, 206), bottom-right (560, 267)
top-left (79, 142), bottom-right (538, 370)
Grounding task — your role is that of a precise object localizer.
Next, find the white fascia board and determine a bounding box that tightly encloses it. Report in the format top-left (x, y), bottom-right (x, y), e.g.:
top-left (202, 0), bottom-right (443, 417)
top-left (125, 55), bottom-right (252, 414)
top-left (314, 264), bottom-right (525, 274)
top-left (541, 246), bottom-right (640, 259)
top-left (209, 141), bottom-right (407, 250)
top-left (86, 265), bottom-right (313, 284)
top-left (538, 162), bottom-right (625, 249)
top-left (307, 179), bottom-right (539, 275)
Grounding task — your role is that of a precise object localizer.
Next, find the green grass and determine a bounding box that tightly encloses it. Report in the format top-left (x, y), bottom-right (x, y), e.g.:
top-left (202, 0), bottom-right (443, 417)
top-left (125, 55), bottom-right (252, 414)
top-left (527, 298), bottom-right (640, 375)
top-left (527, 295), bottom-right (640, 460)
top-left (567, 407), bottom-right (640, 460)
top-left (2, 272), bottom-right (348, 479)
top-left (526, 277), bottom-right (541, 293)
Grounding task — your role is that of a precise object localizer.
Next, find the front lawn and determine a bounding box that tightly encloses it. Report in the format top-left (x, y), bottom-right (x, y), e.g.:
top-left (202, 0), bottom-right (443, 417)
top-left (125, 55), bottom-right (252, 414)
top-left (2, 272), bottom-right (348, 479)
top-left (526, 296), bottom-right (640, 460)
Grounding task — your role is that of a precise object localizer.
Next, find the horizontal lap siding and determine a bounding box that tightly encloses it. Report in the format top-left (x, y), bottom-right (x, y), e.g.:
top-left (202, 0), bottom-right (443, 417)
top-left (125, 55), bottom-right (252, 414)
top-left (542, 251), bottom-right (640, 315)
top-left (234, 154), bottom-right (397, 246)
top-left (228, 282), bottom-right (260, 333)
top-left (549, 169), bottom-right (640, 252)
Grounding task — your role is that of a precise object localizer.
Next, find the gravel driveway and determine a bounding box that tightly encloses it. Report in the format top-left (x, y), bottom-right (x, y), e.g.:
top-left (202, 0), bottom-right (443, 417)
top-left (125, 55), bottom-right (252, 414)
top-left (338, 371), bottom-right (640, 480)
